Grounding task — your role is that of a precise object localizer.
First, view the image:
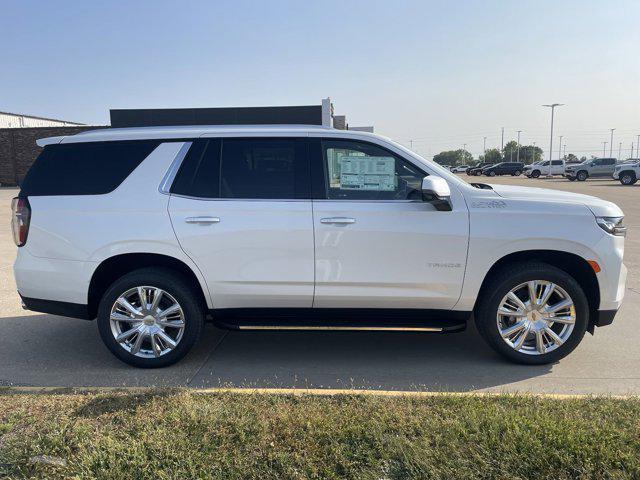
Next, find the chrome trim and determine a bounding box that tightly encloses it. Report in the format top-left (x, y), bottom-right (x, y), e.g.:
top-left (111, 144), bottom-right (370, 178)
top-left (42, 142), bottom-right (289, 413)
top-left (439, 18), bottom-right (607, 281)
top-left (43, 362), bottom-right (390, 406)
top-left (169, 193), bottom-right (310, 202)
top-left (237, 325), bottom-right (443, 332)
top-left (158, 141), bottom-right (193, 195)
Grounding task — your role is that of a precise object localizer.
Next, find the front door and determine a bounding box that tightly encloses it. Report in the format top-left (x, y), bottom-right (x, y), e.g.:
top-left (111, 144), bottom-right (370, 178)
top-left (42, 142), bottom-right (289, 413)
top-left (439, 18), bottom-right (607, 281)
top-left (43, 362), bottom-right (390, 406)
top-left (310, 138), bottom-right (469, 309)
top-left (169, 138), bottom-right (314, 309)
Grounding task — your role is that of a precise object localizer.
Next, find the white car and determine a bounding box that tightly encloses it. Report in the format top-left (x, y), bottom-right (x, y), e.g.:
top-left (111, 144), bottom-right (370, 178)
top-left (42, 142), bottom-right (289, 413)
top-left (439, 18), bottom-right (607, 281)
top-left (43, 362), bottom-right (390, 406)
top-left (613, 160), bottom-right (640, 185)
top-left (450, 165), bottom-right (469, 173)
top-left (524, 160), bottom-right (565, 178)
top-left (12, 125), bottom-right (627, 367)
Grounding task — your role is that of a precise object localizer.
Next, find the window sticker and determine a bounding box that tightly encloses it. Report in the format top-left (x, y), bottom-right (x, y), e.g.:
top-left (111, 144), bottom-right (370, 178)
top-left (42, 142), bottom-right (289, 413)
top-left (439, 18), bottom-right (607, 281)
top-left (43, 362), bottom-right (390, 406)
top-left (338, 156), bottom-right (396, 191)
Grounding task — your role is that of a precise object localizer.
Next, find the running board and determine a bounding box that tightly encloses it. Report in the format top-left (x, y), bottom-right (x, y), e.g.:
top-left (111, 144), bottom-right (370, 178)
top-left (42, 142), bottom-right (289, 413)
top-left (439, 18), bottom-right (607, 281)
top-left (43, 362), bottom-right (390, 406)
top-left (211, 308), bottom-right (470, 333)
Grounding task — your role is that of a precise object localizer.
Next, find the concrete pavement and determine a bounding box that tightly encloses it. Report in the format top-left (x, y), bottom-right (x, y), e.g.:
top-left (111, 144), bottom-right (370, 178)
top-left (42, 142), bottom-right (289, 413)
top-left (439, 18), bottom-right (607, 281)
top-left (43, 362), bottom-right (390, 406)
top-left (1, 176), bottom-right (638, 394)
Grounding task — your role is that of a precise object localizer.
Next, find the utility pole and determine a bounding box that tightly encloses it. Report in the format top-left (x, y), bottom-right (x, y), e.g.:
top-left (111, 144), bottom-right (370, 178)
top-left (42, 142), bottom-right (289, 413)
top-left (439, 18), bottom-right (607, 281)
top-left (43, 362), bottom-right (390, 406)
top-left (543, 104), bottom-right (564, 178)
top-left (516, 130), bottom-right (522, 162)
top-left (501, 127), bottom-right (504, 151)
top-left (603, 141), bottom-right (608, 158)
top-left (609, 128), bottom-right (615, 157)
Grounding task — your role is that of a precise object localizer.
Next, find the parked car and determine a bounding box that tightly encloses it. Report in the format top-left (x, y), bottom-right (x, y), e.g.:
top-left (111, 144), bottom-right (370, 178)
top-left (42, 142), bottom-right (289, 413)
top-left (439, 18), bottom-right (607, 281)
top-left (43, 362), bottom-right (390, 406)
top-left (467, 162), bottom-right (493, 176)
top-left (450, 165), bottom-right (469, 173)
top-left (524, 160), bottom-right (565, 178)
top-left (564, 158), bottom-right (617, 181)
top-left (13, 125), bottom-right (626, 367)
top-left (613, 160), bottom-right (640, 185)
top-left (482, 162), bottom-right (524, 177)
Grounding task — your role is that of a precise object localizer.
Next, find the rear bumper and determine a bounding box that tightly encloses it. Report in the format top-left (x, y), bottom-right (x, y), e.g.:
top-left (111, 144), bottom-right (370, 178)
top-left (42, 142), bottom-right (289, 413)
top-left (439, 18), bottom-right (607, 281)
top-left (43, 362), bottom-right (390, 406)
top-left (20, 294), bottom-right (93, 320)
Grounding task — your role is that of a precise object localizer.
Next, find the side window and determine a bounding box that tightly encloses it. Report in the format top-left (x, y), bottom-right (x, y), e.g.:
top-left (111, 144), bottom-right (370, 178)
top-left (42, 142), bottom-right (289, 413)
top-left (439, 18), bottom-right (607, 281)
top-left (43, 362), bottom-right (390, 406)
top-left (220, 138), bottom-right (308, 199)
top-left (551, 160), bottom-right (563, 165)
top-left (322, 139), bottom-right (425, 200)
top-left (604, 158), bottom-right (615, 165)
top-left (20, 141), bottom-right (160, 196)
top-left (171, 139), bottom-right (221, 198)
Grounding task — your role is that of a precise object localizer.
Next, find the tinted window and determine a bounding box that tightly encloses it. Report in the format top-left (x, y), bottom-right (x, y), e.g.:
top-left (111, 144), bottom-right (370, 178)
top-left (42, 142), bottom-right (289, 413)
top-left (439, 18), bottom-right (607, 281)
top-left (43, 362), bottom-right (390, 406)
top-left (20, 141), bottom-right (160, 196)
top-left (551, 160), bottom-right (563, 165)
top-left (171, 139), bottom-right (221, 198)
top-left (322, 139), bottom-right (425, 200)
top-left (603, 158), bottom-right (615, 165)
top-left (221, 138), bottom-right (308, 199)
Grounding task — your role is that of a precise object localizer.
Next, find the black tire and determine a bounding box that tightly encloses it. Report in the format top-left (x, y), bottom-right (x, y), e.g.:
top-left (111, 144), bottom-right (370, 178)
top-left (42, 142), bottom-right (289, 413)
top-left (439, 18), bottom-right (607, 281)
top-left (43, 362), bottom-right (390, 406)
top-left (531, 170), bottom-right (541, 178)
top-left (576, 170), bottom-right (588, 181)
top-left (475, 262), bottom-right (588, 365)
top-left (619, 172), bottom-right (637, 185)
top-left (97, 267), bottom-right (205, 368)
top-left (567, 176), bottom-right (576, 181)
top-left (513, 170), bottom-right (522, 176)
top-left (488, 171), bottom-right (496, 177)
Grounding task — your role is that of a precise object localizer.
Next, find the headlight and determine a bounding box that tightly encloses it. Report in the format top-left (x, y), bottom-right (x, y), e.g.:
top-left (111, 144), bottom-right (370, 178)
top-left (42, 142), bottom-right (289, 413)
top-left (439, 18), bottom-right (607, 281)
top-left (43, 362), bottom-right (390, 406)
top-left (596, 216), bottom-right (626, 236)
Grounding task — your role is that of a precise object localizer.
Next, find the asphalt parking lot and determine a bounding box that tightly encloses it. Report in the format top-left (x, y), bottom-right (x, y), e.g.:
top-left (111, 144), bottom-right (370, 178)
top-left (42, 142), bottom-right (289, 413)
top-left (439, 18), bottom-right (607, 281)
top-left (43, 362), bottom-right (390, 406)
top-left (1, 176), bottom-right (638, 394)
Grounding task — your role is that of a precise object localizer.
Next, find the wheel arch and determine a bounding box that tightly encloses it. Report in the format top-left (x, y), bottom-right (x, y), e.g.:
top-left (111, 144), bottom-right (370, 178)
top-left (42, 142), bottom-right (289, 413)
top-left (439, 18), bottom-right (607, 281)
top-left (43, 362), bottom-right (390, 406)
top-left (88, 253), bottom-right (210, 319)
top-left (473, 250), bottom-right (600, 331)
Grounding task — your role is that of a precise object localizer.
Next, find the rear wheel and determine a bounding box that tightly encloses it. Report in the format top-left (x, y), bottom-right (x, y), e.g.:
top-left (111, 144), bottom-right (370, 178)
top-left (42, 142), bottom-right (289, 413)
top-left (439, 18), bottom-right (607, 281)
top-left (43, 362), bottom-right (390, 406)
top-left (577, 170), bottom-right (588, 181)
top-left (531, 170), bottom-right (541, 178)
top-left (475, 262), bottom-right (588, 364)
top-left (513, 170), bottom-right (522, 176)
top-left (488, 171), bottom-right (496, 177)
top-left (620, 172), bottom-right (637, 185)
top-left (97, 268), bottom-right (204, 368)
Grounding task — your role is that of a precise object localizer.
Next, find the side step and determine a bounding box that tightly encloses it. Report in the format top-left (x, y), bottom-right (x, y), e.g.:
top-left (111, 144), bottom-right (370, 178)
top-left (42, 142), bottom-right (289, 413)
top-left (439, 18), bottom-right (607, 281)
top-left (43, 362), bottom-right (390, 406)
top-left (210, 308), bottom-right (469, 333)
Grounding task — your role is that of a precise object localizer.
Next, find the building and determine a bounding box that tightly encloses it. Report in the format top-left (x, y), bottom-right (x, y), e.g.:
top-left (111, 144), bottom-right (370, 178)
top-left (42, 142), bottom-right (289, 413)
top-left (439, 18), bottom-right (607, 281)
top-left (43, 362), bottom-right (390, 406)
top-left (0, 111), bottom-right (85, 128)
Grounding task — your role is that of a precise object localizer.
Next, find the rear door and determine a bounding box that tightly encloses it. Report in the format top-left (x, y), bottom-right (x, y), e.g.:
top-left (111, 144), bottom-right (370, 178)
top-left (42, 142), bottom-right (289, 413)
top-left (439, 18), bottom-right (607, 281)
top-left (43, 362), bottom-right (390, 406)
top-left (168, 137), bottom-right (314, 309)
top-left (309, 137), bottom-right (469, 309)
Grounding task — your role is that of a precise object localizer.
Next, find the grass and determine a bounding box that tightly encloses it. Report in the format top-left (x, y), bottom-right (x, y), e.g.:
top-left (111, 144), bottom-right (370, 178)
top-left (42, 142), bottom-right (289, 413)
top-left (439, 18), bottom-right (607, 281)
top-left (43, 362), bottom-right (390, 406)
top-left (0, 390), bottom-right (638, 479)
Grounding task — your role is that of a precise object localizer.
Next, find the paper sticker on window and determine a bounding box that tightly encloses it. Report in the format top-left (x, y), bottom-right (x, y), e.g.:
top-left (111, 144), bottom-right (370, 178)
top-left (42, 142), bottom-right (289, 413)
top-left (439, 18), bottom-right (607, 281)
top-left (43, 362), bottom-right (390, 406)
top-left (339, 156), bottom-right (396, 191)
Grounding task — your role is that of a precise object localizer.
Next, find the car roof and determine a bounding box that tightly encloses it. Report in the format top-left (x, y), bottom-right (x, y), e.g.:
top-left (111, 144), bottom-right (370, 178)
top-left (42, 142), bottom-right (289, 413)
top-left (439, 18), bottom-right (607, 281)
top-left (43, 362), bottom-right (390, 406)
top-left (36, 124), bottom-right (382, 146)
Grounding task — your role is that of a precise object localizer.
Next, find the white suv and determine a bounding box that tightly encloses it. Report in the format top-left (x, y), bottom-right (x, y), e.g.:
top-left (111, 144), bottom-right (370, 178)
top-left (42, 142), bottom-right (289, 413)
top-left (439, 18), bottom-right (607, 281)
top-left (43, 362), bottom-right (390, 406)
top-left (524, 160), bottom-right (565, 178)
top-left (12, 126), bottom-right (627, 367)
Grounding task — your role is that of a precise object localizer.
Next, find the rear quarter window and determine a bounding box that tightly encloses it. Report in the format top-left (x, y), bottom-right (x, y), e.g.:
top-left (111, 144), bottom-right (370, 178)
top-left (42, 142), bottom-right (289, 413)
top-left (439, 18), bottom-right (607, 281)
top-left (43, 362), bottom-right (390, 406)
top-left (19, 140), bottom-right (160, 196)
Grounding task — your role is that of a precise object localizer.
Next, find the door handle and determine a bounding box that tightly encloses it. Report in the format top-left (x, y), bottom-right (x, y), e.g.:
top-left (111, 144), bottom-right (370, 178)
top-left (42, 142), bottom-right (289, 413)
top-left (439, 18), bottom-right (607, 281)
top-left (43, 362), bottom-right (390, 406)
top-left (320, 217), bottom-right (356, 225)
top-left (185, 216), bottom-right (220, 224)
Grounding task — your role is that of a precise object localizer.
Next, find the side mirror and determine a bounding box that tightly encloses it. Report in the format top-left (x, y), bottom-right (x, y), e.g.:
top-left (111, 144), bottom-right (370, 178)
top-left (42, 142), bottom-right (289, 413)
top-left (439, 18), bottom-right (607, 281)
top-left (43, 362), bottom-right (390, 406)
top-left (421, 176), bottom-right (452, 211)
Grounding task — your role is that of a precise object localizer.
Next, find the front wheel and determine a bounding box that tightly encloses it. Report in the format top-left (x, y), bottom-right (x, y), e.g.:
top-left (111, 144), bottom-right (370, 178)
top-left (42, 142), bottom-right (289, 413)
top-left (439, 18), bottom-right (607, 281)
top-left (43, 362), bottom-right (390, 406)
top-left (513, 170), bottom-right (522, 176)
top-left (97, 267), bottom-right (205, 368)
top-left (475, 262), bottom-right (588, 364)
top-left (488, 171), bottom-right (496, 177)
top-left (531, 170), bottom-right (541, 178)
top-left (577, 170), bottom-right (588, 181)
top-left (620, 172), bottom-right (637, 185)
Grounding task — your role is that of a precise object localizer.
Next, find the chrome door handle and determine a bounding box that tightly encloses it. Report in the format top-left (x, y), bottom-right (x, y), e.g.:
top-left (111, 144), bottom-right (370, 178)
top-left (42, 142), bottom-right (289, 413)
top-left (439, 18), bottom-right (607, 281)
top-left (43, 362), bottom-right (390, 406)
top-left (320, 217), bottom-right (356, 225)
top-left (185, 216), bottom-right (220, 224)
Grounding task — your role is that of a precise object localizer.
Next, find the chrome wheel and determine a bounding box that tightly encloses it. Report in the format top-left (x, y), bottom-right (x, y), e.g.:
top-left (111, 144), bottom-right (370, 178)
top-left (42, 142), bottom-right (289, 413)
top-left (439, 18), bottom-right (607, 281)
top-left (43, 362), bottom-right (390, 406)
top-left (109, 286), bottom-right (185, 358)
top-left (496, 281), bottom-right (576, 355)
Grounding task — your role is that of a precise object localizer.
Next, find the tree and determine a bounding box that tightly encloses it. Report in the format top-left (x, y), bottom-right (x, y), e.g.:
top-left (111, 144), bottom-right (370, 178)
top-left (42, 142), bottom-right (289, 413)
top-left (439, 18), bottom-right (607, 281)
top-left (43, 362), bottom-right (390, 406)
top-left (565, 153), bottom-right (579, 163)
top-left (480, 148), bottom-right (502, 163)
top-left (502, 140), bottom-right (542, 164)
top-left (433, 149), bottom-right (473, 166)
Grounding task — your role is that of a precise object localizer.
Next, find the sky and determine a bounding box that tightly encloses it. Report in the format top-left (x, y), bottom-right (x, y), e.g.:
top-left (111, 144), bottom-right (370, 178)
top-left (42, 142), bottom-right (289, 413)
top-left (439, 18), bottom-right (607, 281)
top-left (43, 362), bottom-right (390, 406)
top-left (1, 0), bottom-right (639, 160)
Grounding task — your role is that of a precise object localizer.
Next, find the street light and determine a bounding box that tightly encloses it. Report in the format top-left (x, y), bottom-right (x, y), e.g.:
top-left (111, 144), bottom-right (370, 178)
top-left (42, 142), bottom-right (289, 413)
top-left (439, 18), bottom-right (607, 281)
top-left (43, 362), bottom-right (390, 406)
top-left (483, 136), bottom-right (487, 157)
top-left (609, 129), bottom-right (615, 158)
top-left (603, 141), bottom-right (608, 157)
top-left (543, 104), bottom-right (564, 177)
top-left (516, 130), bottom-right (522, 162)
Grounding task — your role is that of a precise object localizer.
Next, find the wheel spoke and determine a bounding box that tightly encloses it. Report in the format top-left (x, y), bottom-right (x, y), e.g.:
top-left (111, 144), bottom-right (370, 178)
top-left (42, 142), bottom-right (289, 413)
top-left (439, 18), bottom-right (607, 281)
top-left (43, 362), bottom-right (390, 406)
top-left (158, 303), bottom-right (181, 320)
top-left (498, 307), bottom-right (525, 317)
top-left (110, 312), bottom-right (140, 323)
top-left (545, 315), bottom-right (575, 324)
top-left (512, 326), bottom-right (530, 350)
top-left (538, 282), bottom-right (556, 307)
top-left (138, 287), bottom-right (148, 310)
top-left (157, 330), bottom-right (178, 349)
top-left (150, 288), bottom-right (163, 313)
top-left (501, 320), bottom-right (527, 339)
top-left (535, 331), bottom-right (546, 354)
top-left (150, 333), bottom-right (162, 357)
top-left (116, 326), bottom-right (141, 343)
top-left (506, 291), bottom-right (527, 311)
top-left (130, 330), bottom-right (146, 355)
top-left (157, 318), bottom-right (185, 329)
top-left (545, 298), bottom-right (573, 314)
top-left (527, 281), bottom-right (539, 306)
top-left (117, 297), bottom-right (143, 317)
top-left (544, 327), bottom-right (564, 346)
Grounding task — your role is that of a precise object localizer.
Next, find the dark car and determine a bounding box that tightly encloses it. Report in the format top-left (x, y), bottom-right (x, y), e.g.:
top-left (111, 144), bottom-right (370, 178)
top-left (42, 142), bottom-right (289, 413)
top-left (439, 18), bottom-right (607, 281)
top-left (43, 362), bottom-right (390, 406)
top-left (483, 162), bottom-right (524, 177)
top-left (467, 162), bottom-right (494, 176)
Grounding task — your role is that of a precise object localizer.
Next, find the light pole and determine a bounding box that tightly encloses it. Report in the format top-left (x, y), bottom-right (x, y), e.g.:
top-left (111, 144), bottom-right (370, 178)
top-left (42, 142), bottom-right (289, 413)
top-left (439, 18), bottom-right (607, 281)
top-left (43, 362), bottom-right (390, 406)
top-left (609, 129), bottom-right (615, 158)
top-left (563, 143), bottom-right (566, 159)
top-left (558, 135), bottom-right (563, 163)
top-left (463, 143), bottom-right (466, 166)
top-left (532, 141), bottom-right (536, 163)
top-left (483, 136), bottom-right (487, 158)
top-left (603, 141), bottom-right (608, 158)
top-left (543, 104), bottom-right (564, 177)
top-left (618, 142), bottom-right (622, 160)
top-left (501, 127), bottom-right (504, 151)
top-left (516, 130), bottom-right (522, 162)
top-left (636, 135), bottom-right (639, 159)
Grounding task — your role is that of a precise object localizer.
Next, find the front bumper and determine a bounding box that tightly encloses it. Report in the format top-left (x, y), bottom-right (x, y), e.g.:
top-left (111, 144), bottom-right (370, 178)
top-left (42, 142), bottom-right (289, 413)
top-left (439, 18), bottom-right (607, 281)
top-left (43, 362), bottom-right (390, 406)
top-left (612, 170), bottom-right (620, 179)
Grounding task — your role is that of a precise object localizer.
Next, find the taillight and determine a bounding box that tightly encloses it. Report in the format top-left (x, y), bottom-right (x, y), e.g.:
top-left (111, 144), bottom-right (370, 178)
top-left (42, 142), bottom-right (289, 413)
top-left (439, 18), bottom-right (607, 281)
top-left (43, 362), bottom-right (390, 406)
top-left (11, 197), bottom-right (31, 247)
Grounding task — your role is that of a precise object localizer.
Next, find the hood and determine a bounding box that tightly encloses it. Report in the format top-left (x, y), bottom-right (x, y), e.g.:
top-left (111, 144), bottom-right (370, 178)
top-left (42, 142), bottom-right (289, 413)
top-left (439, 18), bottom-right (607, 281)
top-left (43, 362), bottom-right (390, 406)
top-left (487, 184), bottom-right (623, 217)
